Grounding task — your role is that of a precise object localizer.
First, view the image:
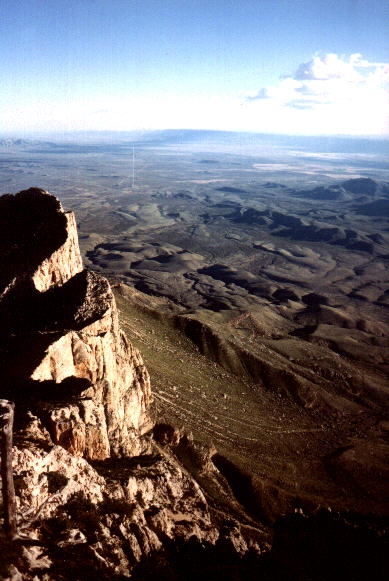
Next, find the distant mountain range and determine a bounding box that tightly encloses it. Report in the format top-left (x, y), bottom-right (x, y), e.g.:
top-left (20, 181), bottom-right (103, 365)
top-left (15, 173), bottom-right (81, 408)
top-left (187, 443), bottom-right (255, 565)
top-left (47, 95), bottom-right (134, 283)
top-left (1, 129), bottom-right (388, 155)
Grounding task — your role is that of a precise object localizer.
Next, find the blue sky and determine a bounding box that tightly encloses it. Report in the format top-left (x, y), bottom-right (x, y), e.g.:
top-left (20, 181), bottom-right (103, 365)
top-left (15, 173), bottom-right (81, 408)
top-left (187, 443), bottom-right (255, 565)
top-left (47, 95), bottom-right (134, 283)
top-left (1, 0), bottom-right (388, 136)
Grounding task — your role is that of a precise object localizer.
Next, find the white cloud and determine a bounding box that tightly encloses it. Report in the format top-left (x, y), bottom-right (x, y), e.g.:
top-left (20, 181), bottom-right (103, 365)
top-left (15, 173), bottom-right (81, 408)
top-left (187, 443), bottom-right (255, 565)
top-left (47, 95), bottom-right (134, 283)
top-left (294, 53), bottom-right (361, 81)
top-left (245, 53), bottom-right (389, 135)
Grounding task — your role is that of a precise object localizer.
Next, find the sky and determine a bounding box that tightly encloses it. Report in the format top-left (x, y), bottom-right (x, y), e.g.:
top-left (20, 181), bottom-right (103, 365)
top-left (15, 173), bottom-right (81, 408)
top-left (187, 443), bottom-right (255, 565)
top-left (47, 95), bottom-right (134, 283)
top-left (1, 0), bottom-right (388, 137)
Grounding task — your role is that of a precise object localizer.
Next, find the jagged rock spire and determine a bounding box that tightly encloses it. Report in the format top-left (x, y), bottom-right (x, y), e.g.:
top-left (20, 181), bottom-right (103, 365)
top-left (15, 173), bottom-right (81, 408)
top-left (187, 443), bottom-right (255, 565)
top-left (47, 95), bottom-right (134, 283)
top-left (0, 188), bottom-right (153, 459)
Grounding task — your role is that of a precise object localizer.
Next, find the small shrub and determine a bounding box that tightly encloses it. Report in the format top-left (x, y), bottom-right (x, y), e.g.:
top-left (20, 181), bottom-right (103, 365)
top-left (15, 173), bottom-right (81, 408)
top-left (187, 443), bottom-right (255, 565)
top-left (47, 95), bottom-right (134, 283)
top-left (135, 490), bottom-right (146, 508)
top-left (99, 497), bottom-right (136, 517)
top-left (40, 514), bottom-right (70, 538)
top-left (64, 492), bottom-right (100, 541)
top-left (47, 471), bottom-right (69, 493)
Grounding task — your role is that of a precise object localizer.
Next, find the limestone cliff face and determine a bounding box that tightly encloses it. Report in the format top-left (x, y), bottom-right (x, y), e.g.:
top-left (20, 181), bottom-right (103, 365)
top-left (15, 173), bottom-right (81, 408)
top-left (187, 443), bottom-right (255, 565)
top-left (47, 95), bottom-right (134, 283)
top-left (32, 210), bottom-right (83, 292)
top-left (0, 188), bottom-right (153, 459)
top-left (30, 273), bottom-right (153, 459)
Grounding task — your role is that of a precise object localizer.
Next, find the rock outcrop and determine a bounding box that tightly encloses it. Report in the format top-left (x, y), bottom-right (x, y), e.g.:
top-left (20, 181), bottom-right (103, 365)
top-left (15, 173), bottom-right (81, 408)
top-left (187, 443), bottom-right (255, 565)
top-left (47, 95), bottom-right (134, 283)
top-left (10, 443), bottom-right (216, 579)
top-left (0, 188), bottom-right (253, 580)
top-left (0, 188), bottom-right (153, 459)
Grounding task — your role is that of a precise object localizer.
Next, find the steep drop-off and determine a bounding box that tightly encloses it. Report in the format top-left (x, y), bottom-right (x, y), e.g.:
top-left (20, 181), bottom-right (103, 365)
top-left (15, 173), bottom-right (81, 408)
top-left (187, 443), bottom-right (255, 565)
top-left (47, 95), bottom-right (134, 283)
top-left (0, 189), bottom-right (256, 580)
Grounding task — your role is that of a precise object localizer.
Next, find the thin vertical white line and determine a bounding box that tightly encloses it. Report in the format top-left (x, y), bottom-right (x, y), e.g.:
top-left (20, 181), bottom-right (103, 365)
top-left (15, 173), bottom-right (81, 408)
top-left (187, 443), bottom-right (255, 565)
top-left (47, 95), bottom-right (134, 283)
top-left (132, 145), bottom-right (135, 188)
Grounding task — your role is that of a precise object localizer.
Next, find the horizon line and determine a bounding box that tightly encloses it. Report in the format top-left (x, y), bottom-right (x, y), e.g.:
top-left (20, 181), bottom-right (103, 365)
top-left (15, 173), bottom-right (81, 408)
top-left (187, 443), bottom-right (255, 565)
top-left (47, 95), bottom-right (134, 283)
top-left (1, 128), bottom-right (389, 141)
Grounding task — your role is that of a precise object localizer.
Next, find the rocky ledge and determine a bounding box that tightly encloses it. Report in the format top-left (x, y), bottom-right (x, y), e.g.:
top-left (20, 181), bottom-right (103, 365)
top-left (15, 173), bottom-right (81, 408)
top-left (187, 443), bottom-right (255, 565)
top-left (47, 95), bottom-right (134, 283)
top-left (0, 189), bottom-right (224, 579)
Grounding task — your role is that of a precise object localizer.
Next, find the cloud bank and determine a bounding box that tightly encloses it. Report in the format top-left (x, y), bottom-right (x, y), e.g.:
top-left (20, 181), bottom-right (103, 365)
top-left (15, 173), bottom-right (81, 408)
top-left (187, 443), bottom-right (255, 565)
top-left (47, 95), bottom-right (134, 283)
top-left (246, 53), bottom-right (389, 135)
top-left (3, 52), bottom-right (387, 137)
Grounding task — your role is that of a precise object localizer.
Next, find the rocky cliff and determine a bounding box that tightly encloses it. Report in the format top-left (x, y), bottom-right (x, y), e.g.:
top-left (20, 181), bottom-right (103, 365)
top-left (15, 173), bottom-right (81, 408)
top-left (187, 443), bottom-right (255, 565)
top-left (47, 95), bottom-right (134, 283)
top-left (0, 189), bottom-right (258, 580)
top-left (0, 188), bottom-right (152, 460)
